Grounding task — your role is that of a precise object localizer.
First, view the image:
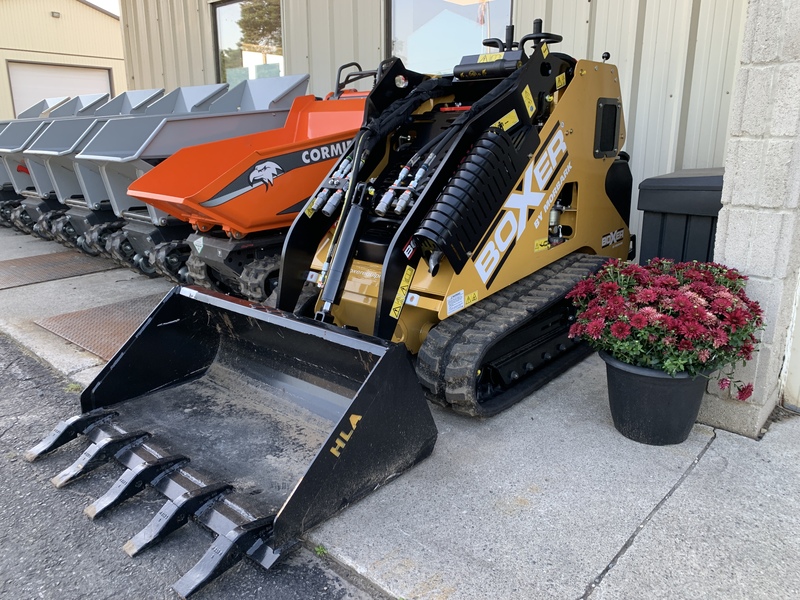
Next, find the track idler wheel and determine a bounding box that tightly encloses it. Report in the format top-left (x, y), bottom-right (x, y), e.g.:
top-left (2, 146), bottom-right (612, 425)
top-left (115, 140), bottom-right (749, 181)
top-left (10, 205), bottom-right (34, 234)
top-left (108, 230), bottom-right (137, 268)
top-left (239, 256), bottom-right (281, 304)
top-left (133, 252), bottom-right (158, 278)
top-left (51, 215), bottom-right (81, 248)
top-left (152, 241), bottom-right (192, 284)
top-left (0, 200), bottom-right (20, 227)
top-left (186, 254), bottom-right (222, 292)
top-left (84, 221), bottom-right (124, 258)
top-left (33, 210), bottom-right (67, 241)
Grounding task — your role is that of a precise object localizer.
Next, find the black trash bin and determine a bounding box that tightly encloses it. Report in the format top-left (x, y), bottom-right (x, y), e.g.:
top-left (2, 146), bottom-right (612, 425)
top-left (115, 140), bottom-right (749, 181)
top-left (637, 168), bottom-right (723, 264)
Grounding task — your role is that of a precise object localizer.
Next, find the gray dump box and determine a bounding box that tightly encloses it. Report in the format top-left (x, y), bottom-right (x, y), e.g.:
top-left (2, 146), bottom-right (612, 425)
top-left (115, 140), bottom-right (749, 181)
top-left (0, 94), bottom-right (114, 235)
top-left (76, 75), bottom-right (309, 226)
top-left (637, 168), bottom-right (724, 264)
top-left (0, 94), bottom-right (109, 197)
top-left (0, 97), bottom-right (82, 221)
top-left (23, 89), bottom-right (168, 206)
top-left (0, 96), bottom-right (74, 191)
top-left (64, 75), bottom-right (311, 277)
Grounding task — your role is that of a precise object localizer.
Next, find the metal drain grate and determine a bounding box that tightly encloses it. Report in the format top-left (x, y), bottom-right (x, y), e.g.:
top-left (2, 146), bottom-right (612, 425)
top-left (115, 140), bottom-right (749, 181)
top-left (35, 294), bottom-right (165, 360)
top-left (0, 251), bottom-right (118, 290)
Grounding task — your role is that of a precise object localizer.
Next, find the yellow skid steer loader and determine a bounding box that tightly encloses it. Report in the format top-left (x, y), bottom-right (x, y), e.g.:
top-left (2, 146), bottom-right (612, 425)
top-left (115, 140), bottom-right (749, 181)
top-left (27, 20), bottom-right (631, 597)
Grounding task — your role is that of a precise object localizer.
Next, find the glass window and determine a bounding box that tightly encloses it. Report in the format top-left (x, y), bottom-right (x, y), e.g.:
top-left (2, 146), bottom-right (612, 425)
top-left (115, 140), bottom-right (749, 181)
top-left (391, 0), bottom-right (513, 74)
top-left (215, 0), bottom-right (284, 84)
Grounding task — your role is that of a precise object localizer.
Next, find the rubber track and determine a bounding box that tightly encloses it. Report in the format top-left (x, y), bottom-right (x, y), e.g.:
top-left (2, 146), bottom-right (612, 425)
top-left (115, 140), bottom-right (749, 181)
top-left (186, 254), bottom-right (216, 290)
top-left (416, 253), bottom-right (608, 416)
top-left (239, 255), bottom-right (282, 303)
top-left (152, 240), bottom-right (191, 284)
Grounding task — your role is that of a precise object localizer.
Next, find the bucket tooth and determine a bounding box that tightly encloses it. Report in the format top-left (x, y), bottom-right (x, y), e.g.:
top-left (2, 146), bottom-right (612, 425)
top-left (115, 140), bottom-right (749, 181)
top-left (249, 539), bottom-right (282, 570)
top-left (24, 408), bottom-right (117, 462)
top-left (123, 481), bottom-right (233, 557)
top-left (84, 454), bottom-right (189, 520)
top-left (50, 430), bottom-right (151, 489)
top-left (171, 517), bottom-right (275, 599)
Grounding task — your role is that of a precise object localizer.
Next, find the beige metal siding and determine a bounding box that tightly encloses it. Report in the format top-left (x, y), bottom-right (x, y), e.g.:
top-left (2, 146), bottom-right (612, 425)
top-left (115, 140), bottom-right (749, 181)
top-left (0, 0), bottom-right (125, 59)
top-left (0, 0), bottom-right (126, 119)
top-left (120, 0), bottom-right (217, 90)
top-left (514, 0), bottom-right (746, 249)
top-left (121, 0), bottom-right (383, 97)
top-left (678, 0), bottom-right (746, 168)
top-left (283, 0), bottom-right (385, 96)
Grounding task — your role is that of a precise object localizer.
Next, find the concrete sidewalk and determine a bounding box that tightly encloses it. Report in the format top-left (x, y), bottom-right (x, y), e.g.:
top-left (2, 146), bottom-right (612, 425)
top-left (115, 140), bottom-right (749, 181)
top-left (1, 225), bottom-right (799, 600)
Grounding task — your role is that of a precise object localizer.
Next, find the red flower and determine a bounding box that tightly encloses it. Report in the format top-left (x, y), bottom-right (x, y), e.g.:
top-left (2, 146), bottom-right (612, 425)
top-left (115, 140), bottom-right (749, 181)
top-left (711, 328), bottom-right (729, 348)
top-left (639, 307), bottom-right (660, 323)
top-left (678, 339), bottom-right (694, 351)
top-left (698, 349), bottom-right (710, 363)
top-left (586, 319), bottom-right (605, 339)
top-left (566, 279), bottom-right (596, 300)
top-left (635, 288), bottom-right (658, 303)
top-left (678, 320), bottom-right (707, 340)
top-left (718, 378), bottom-right (731, 390)
top-left (672, 294), bottom-right (693, 312)
top-left (610, 322), bottom-right (632, 339)
top-left (725, 308), bottom-right (750, 327)
top-left (598, 281), bottom-right (620, 298)
top-left (737, 383), bottom-right (754, 401)
top-left (653, 275), bottom-right (680, 288)
top-left (629, 312), bottom-right (648, 329)
top-left (738, 342), bottom-right (755, 361)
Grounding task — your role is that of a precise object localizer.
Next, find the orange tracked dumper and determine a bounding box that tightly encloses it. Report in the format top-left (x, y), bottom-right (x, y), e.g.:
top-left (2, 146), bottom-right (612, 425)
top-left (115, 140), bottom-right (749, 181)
top-left (127, 85), bottom-right (367, 297)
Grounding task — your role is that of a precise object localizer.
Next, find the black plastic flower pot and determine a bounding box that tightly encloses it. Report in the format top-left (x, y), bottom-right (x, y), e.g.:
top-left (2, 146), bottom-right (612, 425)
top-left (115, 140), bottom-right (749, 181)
top-left (599, 351), bottom-right (706, 445)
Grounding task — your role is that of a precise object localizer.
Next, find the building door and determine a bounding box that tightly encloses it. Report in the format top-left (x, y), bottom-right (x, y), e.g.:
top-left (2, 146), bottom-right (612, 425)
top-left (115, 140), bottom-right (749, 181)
top-left (8, 62), bottom-right (112, 117)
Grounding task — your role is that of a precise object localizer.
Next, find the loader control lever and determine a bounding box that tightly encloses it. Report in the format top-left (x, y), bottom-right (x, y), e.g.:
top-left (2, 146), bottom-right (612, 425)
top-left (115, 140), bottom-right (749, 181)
top-left (520, 18), bottom-right (563, 51)
top-left (334, 62), bottom-right (377, 99)
top-left (483, 25), bottom-right (519, 52)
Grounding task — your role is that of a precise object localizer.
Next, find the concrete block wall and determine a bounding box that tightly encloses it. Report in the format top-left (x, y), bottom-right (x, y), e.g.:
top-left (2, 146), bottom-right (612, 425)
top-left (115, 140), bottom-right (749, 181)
top-left (699, 0), bottom-right (800, 437)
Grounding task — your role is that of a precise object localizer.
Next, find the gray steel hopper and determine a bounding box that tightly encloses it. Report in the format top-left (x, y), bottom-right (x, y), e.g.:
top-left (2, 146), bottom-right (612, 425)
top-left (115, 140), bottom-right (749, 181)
top-left (0, 96), bottom-right (75, 189)
top-left (0, 94), bottom-right (109, 197)
top-left (76, 75), bottom-right (309, 226)
top-left (23, 89), bottom-right (167, 206)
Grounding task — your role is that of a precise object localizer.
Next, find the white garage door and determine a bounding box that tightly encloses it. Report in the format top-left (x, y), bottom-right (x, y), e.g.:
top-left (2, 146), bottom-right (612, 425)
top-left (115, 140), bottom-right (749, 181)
top-left (9, 62), bottom-right (111, 116)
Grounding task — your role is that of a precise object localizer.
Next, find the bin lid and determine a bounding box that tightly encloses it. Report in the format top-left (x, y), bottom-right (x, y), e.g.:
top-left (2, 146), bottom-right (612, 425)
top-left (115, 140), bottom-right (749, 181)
top-left (638, 167), bottom-right (724, 191)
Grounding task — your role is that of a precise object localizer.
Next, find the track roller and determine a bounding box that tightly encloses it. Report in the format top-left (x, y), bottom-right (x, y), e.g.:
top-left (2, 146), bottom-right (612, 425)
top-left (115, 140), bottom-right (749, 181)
top-left (152, 240), bottom-right (192, 284)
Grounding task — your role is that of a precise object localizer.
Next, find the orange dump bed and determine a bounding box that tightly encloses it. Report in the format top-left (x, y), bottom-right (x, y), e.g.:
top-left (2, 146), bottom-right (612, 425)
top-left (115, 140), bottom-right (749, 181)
top-left (128, 94), bottom-right (365, 236)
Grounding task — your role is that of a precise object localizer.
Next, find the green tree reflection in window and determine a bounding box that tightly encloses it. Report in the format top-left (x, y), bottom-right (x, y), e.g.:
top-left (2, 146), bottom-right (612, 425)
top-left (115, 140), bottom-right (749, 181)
top-left (216, 0), bottom-right (283, 84)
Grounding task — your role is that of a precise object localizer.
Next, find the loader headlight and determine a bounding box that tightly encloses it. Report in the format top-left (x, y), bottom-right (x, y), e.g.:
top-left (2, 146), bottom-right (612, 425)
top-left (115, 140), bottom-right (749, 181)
top-left (395, 75), bottom-right (409, 88)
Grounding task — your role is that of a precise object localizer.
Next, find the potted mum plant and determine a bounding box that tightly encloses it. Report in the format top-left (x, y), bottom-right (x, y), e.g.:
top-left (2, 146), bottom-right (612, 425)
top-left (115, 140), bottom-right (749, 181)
top-left (566, 258), bottom-right (764, 445)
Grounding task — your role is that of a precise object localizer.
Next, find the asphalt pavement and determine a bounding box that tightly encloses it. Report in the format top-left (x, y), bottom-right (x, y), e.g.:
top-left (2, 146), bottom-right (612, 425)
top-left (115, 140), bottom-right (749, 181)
top-left (1, 225), bottom-right (800, 600)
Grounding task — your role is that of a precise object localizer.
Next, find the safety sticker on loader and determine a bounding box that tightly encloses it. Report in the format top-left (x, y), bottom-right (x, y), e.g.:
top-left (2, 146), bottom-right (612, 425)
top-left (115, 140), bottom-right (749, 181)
top-left (492, 110), bottom-right (520, 131)
top-left (478, 53), bottom-right (504, 63)
top-left (541, 42), bottom-right (549, 58)
top-left (535, 238), bottom-right (551, 252)
top-left (390, 265), bottom-right (416, 319)
top-left (465, 291), bottom-right (479, 307)
top-left (522, 85), bottom-right (536, 117)
top-left (556, 73), bottom-right (567, 89)
top-left (446, 290), bottom-right (465, 315)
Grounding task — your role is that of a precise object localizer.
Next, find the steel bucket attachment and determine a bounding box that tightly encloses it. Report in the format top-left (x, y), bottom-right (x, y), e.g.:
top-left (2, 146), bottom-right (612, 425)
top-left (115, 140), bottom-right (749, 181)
top-left (27, 285), bottom-right (437, 597)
